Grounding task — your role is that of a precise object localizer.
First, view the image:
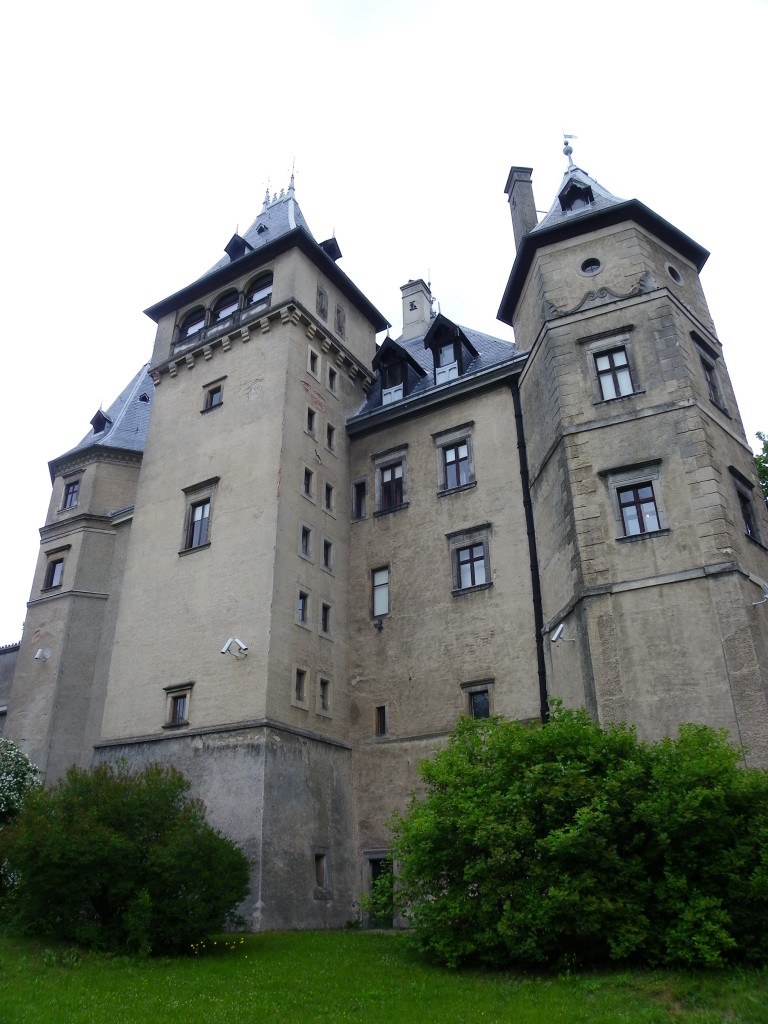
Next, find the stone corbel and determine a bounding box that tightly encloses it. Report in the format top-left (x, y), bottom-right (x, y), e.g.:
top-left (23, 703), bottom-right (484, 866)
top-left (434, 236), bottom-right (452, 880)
top-left (203, 346), bottom-right (213, 361)
top-left (169, 363), bottom-right (178, 378)
top-left (185, 354), bottom-right (195, 369)
top-left (221, 336), bottom-right (231, 351)
top-left (240, 326), bottom-right (250, 343)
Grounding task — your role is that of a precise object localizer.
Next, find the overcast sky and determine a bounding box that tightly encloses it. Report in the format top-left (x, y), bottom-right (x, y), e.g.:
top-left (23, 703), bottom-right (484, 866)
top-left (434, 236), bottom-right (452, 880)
top-left (1, 0), bottom-right (766, 642)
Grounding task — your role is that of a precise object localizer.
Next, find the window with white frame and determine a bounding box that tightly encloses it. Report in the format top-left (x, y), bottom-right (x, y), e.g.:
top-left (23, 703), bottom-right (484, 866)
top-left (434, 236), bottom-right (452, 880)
top-left (594, 347), bottom-right (633, 400)
top-left (43, 556), bottom-right (65, 590)
top-left (372, 567), bottom-right (390, 617)
top-left (434, 423), bottom-right (476, 493)
top-left (447, 524), bottom-right (493, 594)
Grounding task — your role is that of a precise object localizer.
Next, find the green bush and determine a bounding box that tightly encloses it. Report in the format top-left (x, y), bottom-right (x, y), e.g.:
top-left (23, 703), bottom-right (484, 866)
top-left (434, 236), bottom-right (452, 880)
top-left (1, 762), bottom-right (250, 954)
top-left (390, 705), bottom-right (768, 969)
top-left (0, 738), bottom-right (39, 825)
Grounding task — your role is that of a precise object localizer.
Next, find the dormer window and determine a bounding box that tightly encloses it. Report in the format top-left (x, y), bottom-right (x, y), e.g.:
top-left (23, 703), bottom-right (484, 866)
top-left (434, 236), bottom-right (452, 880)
top-left (559, 182), bottom-right (594, 212)
top-left (245, 272), bottom-right (273, 312)
top-left (211, 290), bottom-right (239, 323)
top-left (381, 363), bottom-right (404, 405)
top-left (436, 342), bottom-right (459, 384)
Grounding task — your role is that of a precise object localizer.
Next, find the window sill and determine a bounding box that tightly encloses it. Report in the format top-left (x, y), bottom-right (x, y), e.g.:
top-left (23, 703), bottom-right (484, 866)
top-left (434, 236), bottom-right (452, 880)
top-left (616, 528), bottom-right (670, 543)
top-left (200, 404), bottom-right (223, 415)
top-left (319, 632), bottom-right (334, 642)
top-left (593, 389), bottom-right (645, 406)
top-left (438, 481), bottom-right (477, 497)
top-left (178, 542), bottom-right (211, 557)
top-left (40, 584), bottom-right (63, 594)
top-left (745, 533), bottom-right (768, 552)
top-left (452, 582), bottom-right (494, 597)
top-left (313, 887), bottom-right (333, 901)
top-left (162, 721), bottom-right (190, 730)
top-left (709, 400), bottom-right (731, 418)
top-left (295, 619), bottom-right (313, 631)
top-left (374, 502), bottom-right (409, 518)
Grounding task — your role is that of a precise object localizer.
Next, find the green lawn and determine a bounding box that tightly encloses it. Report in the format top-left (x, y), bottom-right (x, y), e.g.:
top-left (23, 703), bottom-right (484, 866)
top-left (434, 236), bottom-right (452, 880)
top-left (1, 930), bottom-right (767, 1024)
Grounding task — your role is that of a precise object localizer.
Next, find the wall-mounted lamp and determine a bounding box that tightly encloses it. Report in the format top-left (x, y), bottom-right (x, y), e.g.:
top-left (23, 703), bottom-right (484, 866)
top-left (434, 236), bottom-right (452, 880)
top-left (220, 638), bottom-right (249, 658)
top-left (34, 648), bottom-right (52, 661)
top-left (550, 624), bottom-right (574, 644)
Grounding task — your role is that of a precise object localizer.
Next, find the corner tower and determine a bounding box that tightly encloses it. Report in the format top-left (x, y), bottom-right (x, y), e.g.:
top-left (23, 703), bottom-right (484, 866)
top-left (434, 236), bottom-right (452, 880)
top-left (93, 181), bottom-right (389, 929)
top-left (500, 150), bottom-right (768, 762)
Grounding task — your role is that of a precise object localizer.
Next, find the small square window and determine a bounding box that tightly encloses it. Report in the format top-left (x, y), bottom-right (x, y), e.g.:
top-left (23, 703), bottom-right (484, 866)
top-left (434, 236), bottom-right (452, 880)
top-left (352, 480), bottom-right (367, 520)
top-left (44, 558), bottom-right (64, 590)
top-left (204, 385), bottom-right (223, 410)
top-left (328, 367), bottom-right (338, 393)
top-left (324, 482), bottom-right (334, 512)
top-left (618, 483), bottom-right (660, 536)
top-left (321, 602), bottom-right (331, 635)
top-left (323, 539), bottom-right (333, 571)
top-left (303, 468), bottom-right (314, 498)
top-left (307, 408), bottom-right (316, 435)
top-left (62, 480), bottom-right (80, 509)
top-left (326, 424), bottom-right (336, 451)
top-left (375, 705), bottom-right (387, 737)
top-left (595, 347), bottom-right (633, 400)
top-left (372, 567), bottom-right (389, 617)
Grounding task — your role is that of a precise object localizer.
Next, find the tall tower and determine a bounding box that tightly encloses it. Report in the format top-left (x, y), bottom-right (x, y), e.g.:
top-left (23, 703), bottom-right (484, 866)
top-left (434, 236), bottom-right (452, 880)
top-left (499, 152), bottom-right (768, 762)
top-left (90, 183), bottom-right (388, 929)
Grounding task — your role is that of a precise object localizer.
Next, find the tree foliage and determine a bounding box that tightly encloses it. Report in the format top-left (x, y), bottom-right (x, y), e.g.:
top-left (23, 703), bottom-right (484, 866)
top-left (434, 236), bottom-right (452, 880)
top-left (390, 707), bottom-right (768, 969)
top-left (0, 762), bottom-right (250, 954)
top-left (0, 738), bottom-right (39, 825)
top-left (755, 431), bottom-right (768, 503)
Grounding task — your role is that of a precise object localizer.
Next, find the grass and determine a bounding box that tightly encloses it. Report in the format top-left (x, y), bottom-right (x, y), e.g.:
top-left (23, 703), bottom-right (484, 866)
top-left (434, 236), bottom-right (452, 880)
top-left (1, 930), bottom-right (768, 1024)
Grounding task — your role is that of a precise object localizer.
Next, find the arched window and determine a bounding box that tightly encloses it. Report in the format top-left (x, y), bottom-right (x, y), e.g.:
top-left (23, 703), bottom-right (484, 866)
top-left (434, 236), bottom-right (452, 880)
top-left (245, 272), bottom-right (273, 312)
top-left (178, 307), bottom-right (206, 343)
top-left (211, 289), bottom-right (239, 323)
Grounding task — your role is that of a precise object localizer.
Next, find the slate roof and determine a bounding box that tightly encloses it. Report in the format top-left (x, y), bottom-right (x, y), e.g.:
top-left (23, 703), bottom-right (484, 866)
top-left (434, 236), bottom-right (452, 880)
top-left (50, 365), bottom-right (154, 478)
top-left (533, 163), bottom-right (625, 234)
top-left (201, 179), bottom-right (314, 280)
top-left (352, 320), bottom-right (520, 419)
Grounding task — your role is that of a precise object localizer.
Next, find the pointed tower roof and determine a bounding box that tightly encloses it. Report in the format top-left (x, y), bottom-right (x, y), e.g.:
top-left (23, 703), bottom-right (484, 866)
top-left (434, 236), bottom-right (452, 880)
top-left (49, 365), bottom-right (154, 480)
top-left (498, 154), bottom-right (709, 326)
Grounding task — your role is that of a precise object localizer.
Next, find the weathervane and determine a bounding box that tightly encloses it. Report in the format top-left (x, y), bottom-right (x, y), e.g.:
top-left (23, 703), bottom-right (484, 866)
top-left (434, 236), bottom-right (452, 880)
top-left (563, 133), bottom-right (578, 167)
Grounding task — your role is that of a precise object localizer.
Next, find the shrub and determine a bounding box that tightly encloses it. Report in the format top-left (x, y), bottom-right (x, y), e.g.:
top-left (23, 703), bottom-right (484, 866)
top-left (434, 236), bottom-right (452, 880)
top-left (0, 738), bottom-right (39, 825)
top-left (390, 706), bottom-right (768, 969)
top-left (1, 761), bottom-right (250, 954)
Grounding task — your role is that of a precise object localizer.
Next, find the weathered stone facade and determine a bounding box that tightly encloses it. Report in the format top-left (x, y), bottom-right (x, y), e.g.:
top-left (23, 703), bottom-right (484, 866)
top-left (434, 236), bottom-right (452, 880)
top-left (5, 164), bottom-right (768, 929)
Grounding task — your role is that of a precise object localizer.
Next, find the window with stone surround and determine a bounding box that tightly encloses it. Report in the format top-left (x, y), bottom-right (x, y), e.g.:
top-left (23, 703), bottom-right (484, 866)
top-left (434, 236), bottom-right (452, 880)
top-left (602, 461), bottom-right (668, 540)
top-left (462, 679), bottom-right (494, 719)
top-left (434, 423), bottom-right (476, 493)
top-left (730, 467), bottom-right (762, 544)
top-left (62, 479), bottom-right (80, 509)
top-left (163, 682), bottom-right (193, 728)
top-left (448, 524), bottom-right (493, 594)
top-left (373, 447), bottom-right (408, 514)
top-left (595, 347), bottom-right (633, 400)
top-left (181, 478), bottom-right (218, 553)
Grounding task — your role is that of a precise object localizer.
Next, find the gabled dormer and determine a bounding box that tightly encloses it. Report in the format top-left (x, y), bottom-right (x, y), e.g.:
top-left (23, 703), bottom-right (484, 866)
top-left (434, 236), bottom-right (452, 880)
top-left (371, 336), bottom-right (427, 405)
top-left (423, 314), bottom-right (479, 385)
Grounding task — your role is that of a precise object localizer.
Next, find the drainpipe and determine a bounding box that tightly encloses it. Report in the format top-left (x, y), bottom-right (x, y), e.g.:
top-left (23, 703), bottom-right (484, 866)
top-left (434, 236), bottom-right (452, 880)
top-left (510, 376), bottom-right (549, 724)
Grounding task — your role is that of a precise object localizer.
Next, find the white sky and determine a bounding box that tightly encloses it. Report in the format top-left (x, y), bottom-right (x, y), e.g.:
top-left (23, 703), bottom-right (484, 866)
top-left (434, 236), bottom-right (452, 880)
top-left (1, 0), bottom-right (766, 642)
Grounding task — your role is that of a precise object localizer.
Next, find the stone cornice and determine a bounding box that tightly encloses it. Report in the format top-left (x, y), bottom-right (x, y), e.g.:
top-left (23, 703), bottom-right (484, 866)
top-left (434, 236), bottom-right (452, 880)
top-left (94, 717), bottom-right (353, 751)
top-left (51, 448), bottom-right (143, 483)
top-left (150, 297), bottom-right (374, 391)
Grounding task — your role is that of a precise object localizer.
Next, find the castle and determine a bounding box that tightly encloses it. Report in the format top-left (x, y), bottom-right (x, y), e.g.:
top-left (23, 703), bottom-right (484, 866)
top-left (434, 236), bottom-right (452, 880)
top-left (4, 153), bottom-right (768, 929)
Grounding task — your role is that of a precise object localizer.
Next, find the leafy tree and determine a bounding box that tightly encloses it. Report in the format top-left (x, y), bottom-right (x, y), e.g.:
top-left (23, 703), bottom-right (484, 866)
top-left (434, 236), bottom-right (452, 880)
top-left (755, 432), bottom-right (768, 503)
top-left (1, 762), bottom-right (250, 954)
top-left (0, 738), bottom-right (39, 825)
top-left (389, 707), bottom-right (768, 969)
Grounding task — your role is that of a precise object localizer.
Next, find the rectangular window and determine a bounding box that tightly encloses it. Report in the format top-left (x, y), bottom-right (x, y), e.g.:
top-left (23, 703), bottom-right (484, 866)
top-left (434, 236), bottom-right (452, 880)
top-left (381, 364), bottom-right (404, 405)
top-left (204, 384), bottom-right (223, 410)
top-left (372, 567), bottom-right (390, 617)
top-left (295, 668), bottom-right (307, 704)
top-left (324, 482), bottom-right (334, 512)
top-left (300, 525), bottom-right (312, 559)
top-left (352, 480), bottom-right (367, 520)
top-left (316, 286), bottom-right (328, 321)
top-left (375, 705), bottom-right (387, 737)
top-left (738, 492), bottom-right (758, 540)
top-left (318, 676), bottom-right (331, 714)
top-left (314, 852), bottom-right (327, 888)
top-left (334, 304), bottom-right (345, 338)
top-left (701, 357), bottom-right (726, 410)
top-left (469, 689), bottom-right (490, 719)
top-left (303, 468), bottom-right (314, 498)
top-left (62, 480), bottom-right (80, 509)
top-left (187, 499), bottom-right (211, 549)
top-left (44, 558), bottom-right (64, 589)
top-left (618, 483), bottom-right (660, 536)
top-left (328, 367), bottom-right (338, 393)
top-left (323, 539), bottom-right (333, 571)
top-left (595, 347), bottom-right (632, 400)
top-left (170, 693), bottom-right (188, 724)
top-left (321, 602), bottom-right (331, 635)
top-left (163, 683), bottom-right (193, 728)
top-left (435, 341), bottom-right (459, 383)
top-left (297, 590), bottom-right (309, 624)
top-left (444, 442), bottom-right (470, 489)
top-left (307, 408), bottom-right (316, 435)
top-left (457, 544), bottom-right (487, 588)
top-left (308, 347), bottom-right (319, 376)
top-left (326, 424), bottom-right (336, 451)
top-left (380, 463), bottom-right (403, 511)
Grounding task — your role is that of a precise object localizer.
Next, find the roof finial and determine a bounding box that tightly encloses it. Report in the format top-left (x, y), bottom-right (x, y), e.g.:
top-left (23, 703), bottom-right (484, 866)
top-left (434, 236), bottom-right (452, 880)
top-left (563, 133), bottom-right (578, 168)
